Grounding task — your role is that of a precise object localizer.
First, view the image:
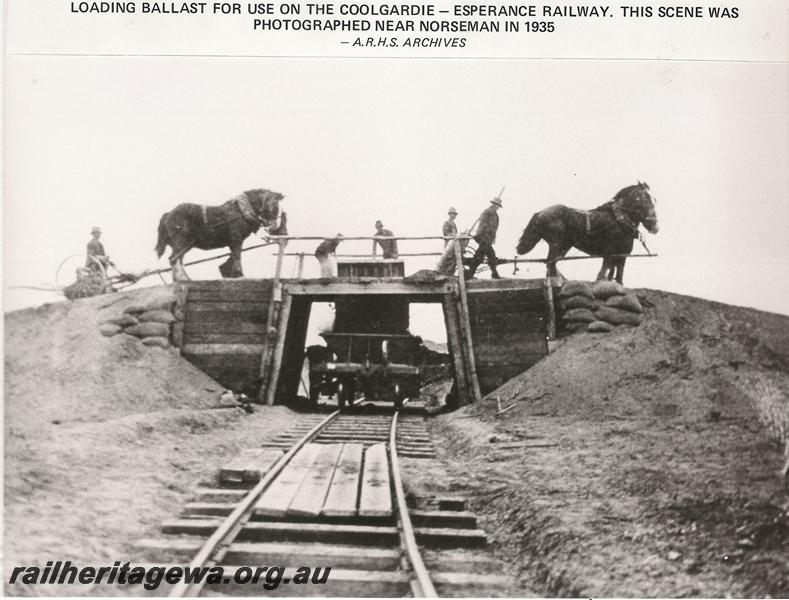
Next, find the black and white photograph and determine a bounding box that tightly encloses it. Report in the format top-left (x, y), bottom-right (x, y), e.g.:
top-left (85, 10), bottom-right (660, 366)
top-left (3, 1), bottom-right (789, 596)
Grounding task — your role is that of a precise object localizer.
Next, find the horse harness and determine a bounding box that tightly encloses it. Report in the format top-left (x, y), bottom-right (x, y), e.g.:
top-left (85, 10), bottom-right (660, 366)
top-left (232, 193), bottom-right (268, 227)
top-left (172, 193), bottom-right (266, 265)
top-left (576, 199), bottom-right (640, 242)
top-left (199, 193), bottom-right (267, 229)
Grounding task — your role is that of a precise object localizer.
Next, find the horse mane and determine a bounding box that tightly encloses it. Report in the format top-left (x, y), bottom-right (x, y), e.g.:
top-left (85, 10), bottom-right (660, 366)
top-left (614, 182), bottom-right (648, 201)
top-left (588, 182), bottom-right (649, 213)
top-left (244, 188), bottom-right (283, 202)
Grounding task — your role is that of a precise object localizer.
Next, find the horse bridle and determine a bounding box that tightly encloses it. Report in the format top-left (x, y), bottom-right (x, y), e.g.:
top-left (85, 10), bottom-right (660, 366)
top-left (616, 189), bottom-right (657, 253)
top-left (575, 189), bottom-right (648, 242)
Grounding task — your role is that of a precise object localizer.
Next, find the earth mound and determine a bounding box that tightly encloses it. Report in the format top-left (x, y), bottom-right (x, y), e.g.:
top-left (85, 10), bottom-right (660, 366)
top-left (429, 289), bottom-right (789, 597)
top-left (4, 288), bottom-right (303, 596)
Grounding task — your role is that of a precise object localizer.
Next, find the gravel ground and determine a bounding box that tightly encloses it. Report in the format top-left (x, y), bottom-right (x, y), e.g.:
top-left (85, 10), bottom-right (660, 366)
top-left (428, 289), bottom-right (789, 597)
top-left (4, 291), bottom-right (304, 596)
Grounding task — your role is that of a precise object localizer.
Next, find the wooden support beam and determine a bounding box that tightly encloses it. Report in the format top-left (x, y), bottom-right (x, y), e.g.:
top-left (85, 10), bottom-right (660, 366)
top-left (442, 296), bottom-right (471, 408)
top-left (172, 283), bottom-right (188, 349)
top-left (543, 277), bottom-right (557, 341)
top-left (283, 280), bottom-right (454, 297)
top-left (453, 239), bottom-right (482, 403)
top-left (258, 241), bottom-right (286, 403)
top-left (265, 292), bottom-right (293, 406)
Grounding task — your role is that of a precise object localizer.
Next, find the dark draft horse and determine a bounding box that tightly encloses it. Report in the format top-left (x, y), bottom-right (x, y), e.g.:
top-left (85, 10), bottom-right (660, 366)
top-left (516, 181), bottom-right (658, 284)
top-left (155, 189), bottom-right (286, 281)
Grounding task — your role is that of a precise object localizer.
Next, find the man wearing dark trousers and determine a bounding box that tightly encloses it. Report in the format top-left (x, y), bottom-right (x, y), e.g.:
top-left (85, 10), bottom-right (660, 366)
top-left (466, 197), bottom-right (502, 279)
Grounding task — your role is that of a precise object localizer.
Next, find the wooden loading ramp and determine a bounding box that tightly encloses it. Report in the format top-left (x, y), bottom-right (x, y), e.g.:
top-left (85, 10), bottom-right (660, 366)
top-left (176, 276), bottom-right (561, 406)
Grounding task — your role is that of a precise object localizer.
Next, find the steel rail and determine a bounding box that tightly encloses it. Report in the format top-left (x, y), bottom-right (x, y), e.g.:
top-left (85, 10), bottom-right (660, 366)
top-left (389, 409), bottom-right (438, 598)
top-left (168, 405), bottom-right (349, 597)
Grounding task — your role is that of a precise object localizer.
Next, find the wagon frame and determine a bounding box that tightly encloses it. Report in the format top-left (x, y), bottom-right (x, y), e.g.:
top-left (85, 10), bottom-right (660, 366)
top-left (310, 332), bottom-right (422, 411)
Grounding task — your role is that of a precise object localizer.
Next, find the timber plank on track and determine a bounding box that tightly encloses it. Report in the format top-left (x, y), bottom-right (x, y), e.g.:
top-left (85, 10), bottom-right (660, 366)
top-left (238, 522), bottom-right (400, 545)
top-left (288, 444), bottom-right (344, 518)
top-left (415, 526), bottom-right (488, 548)
top-left (223, 542), bottom-right (401, 570)
top-left (255, 444), bottom-right (321, 517)
top-left (210, 566), bottom-right (409, 596)
top-left (220, 448), bottom-right (284, 484)
top-left (321, 443), bottom-right (363, 518)
top-left (358, 443), bottom-right (392, 518)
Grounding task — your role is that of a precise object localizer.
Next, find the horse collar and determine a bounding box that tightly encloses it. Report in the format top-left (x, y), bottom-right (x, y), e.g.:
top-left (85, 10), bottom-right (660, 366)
top-left (232, 193), bottom-right (263, 226)
top-left (612, 201), bottom-right (639, 238)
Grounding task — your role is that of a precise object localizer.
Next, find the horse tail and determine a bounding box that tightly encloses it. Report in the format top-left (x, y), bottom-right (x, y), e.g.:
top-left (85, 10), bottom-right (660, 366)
top-left (516, 212), bottom-right (543, 255)
top-left (155, 213), bottom-right (169, 259)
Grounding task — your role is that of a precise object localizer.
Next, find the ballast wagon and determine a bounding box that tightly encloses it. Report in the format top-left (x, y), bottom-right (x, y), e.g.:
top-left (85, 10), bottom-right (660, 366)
top-left (308, 332), bottom-right (422, 411)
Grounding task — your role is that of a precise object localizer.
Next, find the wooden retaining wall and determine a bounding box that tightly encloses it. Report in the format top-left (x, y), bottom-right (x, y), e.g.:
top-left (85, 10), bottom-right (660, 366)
top-left (466, 281), bottom-right (549, 395)
top-left (178, 279), bottom-right (273, 395)
top-left (176, 277), bottom-right (552, 403)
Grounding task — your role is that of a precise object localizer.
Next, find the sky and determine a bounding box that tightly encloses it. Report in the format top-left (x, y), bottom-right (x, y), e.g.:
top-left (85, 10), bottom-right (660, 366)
top-left (4, 57), bottom-right (789, 335)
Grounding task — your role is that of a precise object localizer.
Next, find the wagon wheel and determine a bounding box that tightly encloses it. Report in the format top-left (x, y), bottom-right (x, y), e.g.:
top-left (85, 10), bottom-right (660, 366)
top-left (394, 383), bottom-right (403, 411)
top-left (337, 379), bottom-right (355, 411)
top-left (309, 383), bottom-right (321, 405)
top-left (55, 254), bottom-right (111, 299)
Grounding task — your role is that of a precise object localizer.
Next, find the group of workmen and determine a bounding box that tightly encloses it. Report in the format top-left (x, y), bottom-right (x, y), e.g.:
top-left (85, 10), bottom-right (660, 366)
top-left (88, 195), bottom-right (504, 280)
top-left (315, 196), bottom-right (503, 279)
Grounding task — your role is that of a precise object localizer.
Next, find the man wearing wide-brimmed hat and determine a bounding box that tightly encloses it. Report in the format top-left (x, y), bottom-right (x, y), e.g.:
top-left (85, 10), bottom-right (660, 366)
top-left (86, 226), bottom-right (111, 272)
top-left (466, 197), bottom-right (502, 279)
top-left (442, 207), bottom-right (458, 245)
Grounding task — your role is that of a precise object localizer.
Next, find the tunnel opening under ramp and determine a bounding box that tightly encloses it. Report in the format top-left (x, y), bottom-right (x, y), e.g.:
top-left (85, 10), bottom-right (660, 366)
top-left (177, 277), bottom-right (555, 405)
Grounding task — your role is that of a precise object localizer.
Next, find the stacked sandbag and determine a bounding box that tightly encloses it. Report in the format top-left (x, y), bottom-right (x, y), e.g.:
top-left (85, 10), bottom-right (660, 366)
top-left (557, 280), bottom-right (645, 335)
top-left (588, 280), bottom-right (644, 332)
top-left (98, 292), bottom-right (177, 348)
top-left (557, 281), bottom-right (596, 333)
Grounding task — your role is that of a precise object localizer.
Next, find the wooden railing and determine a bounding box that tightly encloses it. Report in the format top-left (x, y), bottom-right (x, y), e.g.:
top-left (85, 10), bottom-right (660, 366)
top-left (257, 233), bottom-right (656, 280)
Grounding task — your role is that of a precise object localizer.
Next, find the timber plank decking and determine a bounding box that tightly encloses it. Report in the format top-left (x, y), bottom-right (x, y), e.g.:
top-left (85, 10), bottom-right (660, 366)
top-left (321, 443), bottom-right (364, 517)
top-left (288, 444), bottom-right (344, 517)
top-left (149, 411), bottom-right (515, 597)
top-left (255, 445), bottom-right (321, 517)
top-left (358, 443), bottom-right (393, 518)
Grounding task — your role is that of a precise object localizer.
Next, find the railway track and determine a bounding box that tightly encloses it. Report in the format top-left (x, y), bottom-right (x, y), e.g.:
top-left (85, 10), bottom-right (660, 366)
top-left (137, 400), bottom-right (512, 596)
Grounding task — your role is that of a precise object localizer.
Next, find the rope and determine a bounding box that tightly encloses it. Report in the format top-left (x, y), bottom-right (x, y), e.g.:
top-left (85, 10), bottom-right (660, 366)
top-left (638, 233), bottom-right (653, 255)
